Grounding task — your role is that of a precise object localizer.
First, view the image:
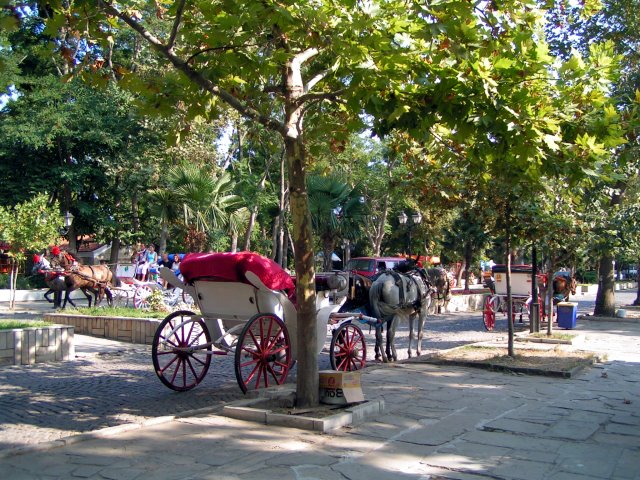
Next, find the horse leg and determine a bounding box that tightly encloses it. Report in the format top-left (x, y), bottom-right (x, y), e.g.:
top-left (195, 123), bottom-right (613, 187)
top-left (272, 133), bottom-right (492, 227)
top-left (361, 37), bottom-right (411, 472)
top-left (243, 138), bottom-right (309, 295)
top-left (416, 307), bottom-right (427, 357)
top-left (81, 288), bottom-right (94, 307)
top-left (54, 290), bottom-right (62, 309)
top-left (386, 318), bottom-right (397, 362)
top-left (407, 313), bottom-right (415, 358)
top-left (62, 289), bottom-right (72, 309)
top-left (374, 326), bottom-right (386, 362)
top-left (104, 287), bottom-right (113, 307)
top-left (43, 288), bottom-right (54, 304)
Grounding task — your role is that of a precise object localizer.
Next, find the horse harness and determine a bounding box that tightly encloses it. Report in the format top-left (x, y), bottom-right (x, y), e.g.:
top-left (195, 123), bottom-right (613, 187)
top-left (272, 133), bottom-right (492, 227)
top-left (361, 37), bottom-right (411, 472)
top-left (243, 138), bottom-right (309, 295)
top-left (382, 268), bottom-right (433, 310)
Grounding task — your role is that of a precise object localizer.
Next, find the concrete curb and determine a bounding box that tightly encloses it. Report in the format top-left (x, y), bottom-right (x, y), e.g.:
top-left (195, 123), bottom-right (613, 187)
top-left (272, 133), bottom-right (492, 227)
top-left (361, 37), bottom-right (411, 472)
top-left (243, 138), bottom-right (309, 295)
top-left (579, 314), bottom-right (640, 323)
top-left (223, 398), bottom-right (385, 433)
top-left (418, 357), bottom-right (595, 378)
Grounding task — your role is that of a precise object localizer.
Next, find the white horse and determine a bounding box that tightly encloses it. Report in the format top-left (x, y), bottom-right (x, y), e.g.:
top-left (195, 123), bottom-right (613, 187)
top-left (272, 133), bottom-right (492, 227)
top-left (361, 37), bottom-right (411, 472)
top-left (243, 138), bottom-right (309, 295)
top-left (369, 268), bottom-right (434, 362)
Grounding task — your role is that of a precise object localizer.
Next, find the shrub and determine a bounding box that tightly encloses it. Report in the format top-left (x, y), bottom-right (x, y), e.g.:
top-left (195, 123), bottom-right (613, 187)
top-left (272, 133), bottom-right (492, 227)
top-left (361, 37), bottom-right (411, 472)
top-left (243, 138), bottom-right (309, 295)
top-left (0, 274), bottom-right (47, 289)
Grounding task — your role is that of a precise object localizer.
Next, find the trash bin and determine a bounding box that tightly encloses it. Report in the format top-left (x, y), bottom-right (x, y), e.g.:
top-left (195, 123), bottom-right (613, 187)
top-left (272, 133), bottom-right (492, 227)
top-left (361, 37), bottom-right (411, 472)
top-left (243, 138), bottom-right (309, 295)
top-left (557, 302), bottom-right (578, 329)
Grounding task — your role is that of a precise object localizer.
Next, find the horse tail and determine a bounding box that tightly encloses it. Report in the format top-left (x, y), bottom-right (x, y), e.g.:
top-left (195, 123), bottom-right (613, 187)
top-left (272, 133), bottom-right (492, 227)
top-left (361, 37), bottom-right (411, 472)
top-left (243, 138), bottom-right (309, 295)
top-left (369, 280), bottom-right (385, 320)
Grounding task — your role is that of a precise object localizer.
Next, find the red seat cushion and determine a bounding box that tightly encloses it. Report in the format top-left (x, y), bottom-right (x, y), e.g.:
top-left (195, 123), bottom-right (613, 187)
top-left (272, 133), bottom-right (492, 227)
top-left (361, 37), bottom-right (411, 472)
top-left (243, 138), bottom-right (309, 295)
top-left (180, 252), bottom-right (295, 300)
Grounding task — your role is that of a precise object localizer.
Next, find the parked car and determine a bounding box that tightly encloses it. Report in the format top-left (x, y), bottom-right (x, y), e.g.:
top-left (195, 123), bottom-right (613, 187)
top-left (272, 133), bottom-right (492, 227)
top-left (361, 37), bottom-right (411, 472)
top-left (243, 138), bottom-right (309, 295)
top-left (345, 257), bottom-right (406, 278)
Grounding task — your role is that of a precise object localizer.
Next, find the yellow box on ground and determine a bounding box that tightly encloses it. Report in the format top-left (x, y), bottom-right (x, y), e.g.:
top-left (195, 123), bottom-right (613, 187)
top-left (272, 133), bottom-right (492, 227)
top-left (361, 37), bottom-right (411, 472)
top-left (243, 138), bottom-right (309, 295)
top-left (319, 370), bottom-right (364, 405)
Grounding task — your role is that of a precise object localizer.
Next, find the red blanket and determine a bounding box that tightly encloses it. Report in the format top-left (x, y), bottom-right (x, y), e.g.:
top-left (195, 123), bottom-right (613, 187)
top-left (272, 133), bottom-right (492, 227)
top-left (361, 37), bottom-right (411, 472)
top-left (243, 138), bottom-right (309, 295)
top-left (180, 252), bottom-right (295, 299)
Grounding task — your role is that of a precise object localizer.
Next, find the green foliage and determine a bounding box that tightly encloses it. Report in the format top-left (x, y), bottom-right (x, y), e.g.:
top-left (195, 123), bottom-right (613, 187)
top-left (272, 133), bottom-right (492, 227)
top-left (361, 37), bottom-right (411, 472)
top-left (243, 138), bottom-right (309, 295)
top-left (0, 193), bottom-right (61, 260)
top-left (0, 273), bottom-right (47, 289)
top-left (148, 288), bottom-right (169, 313)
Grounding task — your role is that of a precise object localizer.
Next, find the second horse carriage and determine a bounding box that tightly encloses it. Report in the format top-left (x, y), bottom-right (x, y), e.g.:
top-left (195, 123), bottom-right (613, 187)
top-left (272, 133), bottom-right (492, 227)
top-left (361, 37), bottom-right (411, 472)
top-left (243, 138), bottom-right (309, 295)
top-left (482, 264), bottom-right (576, 331)
top-left (151, 252), bottom-right (376, 393)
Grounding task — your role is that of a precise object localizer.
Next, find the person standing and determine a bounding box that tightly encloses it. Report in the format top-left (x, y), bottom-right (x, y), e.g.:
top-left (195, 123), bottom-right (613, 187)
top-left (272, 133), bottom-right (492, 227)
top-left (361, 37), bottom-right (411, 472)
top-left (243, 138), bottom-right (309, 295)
top-left (145, 244), bottom-right (158, 282)
top-left (133, 243), bottom-right (148, 281)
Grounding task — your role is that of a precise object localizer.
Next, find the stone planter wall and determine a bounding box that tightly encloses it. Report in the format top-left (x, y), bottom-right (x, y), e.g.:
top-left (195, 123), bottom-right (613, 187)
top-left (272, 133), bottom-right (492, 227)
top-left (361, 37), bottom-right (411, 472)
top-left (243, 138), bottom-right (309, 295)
top-left (446, 293), bottom-right (485, 312)
top-left (0, 325), bottom-right (74, 366)
top-left (43, 313), bottom-right (161, 345)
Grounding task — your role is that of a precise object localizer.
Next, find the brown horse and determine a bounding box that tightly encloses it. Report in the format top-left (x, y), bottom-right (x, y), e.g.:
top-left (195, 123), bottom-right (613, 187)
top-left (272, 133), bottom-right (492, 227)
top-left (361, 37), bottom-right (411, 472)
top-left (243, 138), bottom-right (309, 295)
top-left (552, 273), bottom-right (577, 302)
top-left (539, 272), bottom-right (577, 320)
top-left (53, 254), bottom-right (116, 308)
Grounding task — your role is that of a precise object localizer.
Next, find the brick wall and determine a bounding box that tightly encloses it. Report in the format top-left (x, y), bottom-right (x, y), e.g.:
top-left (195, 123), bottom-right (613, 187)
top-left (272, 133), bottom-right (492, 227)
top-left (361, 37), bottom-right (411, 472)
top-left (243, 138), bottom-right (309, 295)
top-left (42, 314), bottom-right (160, 345)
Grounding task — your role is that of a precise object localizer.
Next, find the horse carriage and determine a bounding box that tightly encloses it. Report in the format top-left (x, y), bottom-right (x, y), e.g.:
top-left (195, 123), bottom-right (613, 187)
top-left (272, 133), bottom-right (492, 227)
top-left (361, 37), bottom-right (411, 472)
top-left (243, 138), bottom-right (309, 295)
top-left (110, 264), bottom-right (194, 310)
top-left (32, 253), bottom-right (115, 309)
top-left (150, 252), bottom-right (378, 393)
top-left (482, 265), bottom-right (576, 331)
top-left (151, 252), bottom-right (449, 393)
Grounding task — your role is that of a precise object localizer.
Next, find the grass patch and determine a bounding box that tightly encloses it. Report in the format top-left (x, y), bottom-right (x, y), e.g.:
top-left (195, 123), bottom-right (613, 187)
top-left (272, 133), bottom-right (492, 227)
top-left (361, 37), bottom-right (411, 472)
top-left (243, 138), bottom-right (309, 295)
top-left (0, 320), bottom-right (53, 330)
top-left (62, 306), bottom-right (164, 319)
top-left (425, 345), bottom-right (599, 376)
top-left (529, 332), bottom-right (576, 341)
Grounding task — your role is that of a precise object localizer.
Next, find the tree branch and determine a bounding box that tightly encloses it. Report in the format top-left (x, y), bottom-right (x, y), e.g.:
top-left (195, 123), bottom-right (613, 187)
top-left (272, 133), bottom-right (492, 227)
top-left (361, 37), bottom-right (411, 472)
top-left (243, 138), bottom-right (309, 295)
top-left (297, 90), bottom-right (345, 107)
top-left (98, 1), bottom-right (286, 136)
top-left (292, 47), bottom-right (319, 67)
top-left (186, 43), bottom-right (262, 64)
top-left (167, 0), bottom-right (186, 50)
top-left (306, 68), bottom-right (329, 92)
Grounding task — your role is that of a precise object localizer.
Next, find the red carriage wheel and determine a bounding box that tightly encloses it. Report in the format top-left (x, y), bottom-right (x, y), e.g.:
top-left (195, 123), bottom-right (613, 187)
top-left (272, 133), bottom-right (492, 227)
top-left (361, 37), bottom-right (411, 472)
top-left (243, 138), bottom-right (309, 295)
top-left (133, 284), bottom-right (154, 309)
top-left (152, 310), bottom-right (212, 392)
top-left (330, 323), bottom-right (366, 371)
top-left (483, 295), bottom-right (497, 331)
top-left (234, 313), bottom-right (292, 394)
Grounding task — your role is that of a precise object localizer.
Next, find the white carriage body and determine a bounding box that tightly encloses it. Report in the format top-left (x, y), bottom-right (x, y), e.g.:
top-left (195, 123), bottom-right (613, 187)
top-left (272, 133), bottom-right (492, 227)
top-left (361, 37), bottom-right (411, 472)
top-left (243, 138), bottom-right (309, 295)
top-left (493, 268), bottom-right (533, 296)
top-left (158, 267), bottom-right (341, 358)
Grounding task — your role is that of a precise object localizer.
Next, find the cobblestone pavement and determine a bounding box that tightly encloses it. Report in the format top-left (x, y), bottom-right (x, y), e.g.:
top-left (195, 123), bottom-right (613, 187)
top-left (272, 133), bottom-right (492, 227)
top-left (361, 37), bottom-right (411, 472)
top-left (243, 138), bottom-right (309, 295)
top-left (0, 290), bottom-right (636, 452)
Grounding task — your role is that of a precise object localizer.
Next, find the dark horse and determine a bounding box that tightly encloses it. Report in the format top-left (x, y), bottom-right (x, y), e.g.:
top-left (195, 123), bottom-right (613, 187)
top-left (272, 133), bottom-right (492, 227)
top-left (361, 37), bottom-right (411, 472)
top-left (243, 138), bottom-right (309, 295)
top-left (31, 256), bottom-right (68, 308)
top-left (368, 261), bottom-right (434, 362)
top-left (52, 254), bottom-right (116, 308)
top-left (424, 267), bottom-right (451, 313)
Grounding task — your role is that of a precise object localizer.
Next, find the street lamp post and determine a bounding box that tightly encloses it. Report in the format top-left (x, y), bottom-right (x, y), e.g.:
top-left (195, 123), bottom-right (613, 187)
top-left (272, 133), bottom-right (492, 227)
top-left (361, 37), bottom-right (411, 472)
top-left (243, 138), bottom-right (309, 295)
top-left (60, 211), bottom-right (75, 236)
top-left (398, 211), bottom-right (422, 256)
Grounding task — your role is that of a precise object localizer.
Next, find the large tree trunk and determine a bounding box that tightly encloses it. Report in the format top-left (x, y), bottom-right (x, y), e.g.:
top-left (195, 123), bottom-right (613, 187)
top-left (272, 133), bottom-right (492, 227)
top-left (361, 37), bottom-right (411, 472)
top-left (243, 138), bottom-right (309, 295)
top-left (286, 134), bottom-right (317, 408)
top-left (243, 207), bottom-right (257, 251)
top-left (594, 256), bottom-right (616, 316)
top-left (463, 240), bottom-right (473, 293)
top-left (109, 237), bottom-right (121, 272)
top-left (505, 230), bottom-right (514, 357)
top-left (285, 53), bottom-right (318, 408)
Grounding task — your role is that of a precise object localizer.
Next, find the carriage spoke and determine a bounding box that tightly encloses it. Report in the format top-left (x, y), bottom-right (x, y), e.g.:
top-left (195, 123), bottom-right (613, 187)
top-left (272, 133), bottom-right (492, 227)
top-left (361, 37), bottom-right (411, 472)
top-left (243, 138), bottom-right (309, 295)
top-left (159, 335), bottom-right (180, 349)
top-left (235, 314), bottom-right (291, 394)
top-left (158, 353), bottom-right (179, 372)
top-left (169, 357), bottom-right (182, 385)
top-left (184, 356), bottom-right (200, 382)
top-left (152, 311), bottom-right (211, 392)
top-left (330, 323), bottom-right (366, 371)
top-left (181, 356), bottom-right (188, 388)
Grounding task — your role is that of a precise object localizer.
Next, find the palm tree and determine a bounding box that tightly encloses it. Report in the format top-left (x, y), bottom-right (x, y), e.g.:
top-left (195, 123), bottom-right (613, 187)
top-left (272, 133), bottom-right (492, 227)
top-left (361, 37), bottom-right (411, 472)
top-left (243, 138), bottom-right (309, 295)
top-left (146, 188), bottom-right (181, 254)
top-left (308, 175), bottom-right (367, 271)
top-left (168, 164), bottom-right (248, 251)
